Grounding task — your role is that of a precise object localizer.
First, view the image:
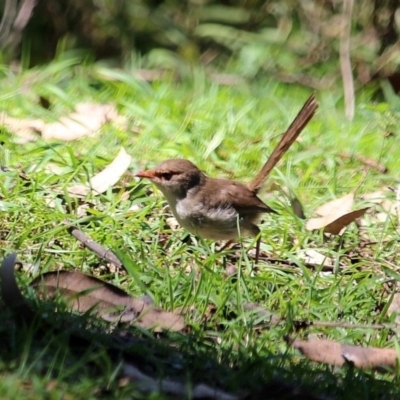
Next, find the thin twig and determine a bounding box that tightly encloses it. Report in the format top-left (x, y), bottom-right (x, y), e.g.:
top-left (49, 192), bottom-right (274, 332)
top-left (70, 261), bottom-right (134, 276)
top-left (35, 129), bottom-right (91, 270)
top-left (339, 152), bottom-right (387, 173)
top-left (68, 227), bottom-right (122, 268)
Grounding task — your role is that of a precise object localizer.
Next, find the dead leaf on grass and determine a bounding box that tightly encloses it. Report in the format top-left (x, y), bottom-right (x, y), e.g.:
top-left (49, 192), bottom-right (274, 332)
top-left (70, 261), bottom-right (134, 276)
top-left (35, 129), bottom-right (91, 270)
top-left (289, 337), bottom-right (398, 368)
top-left (314, 192), bottom-right (354, 217)
top-left (361, 190), bottom-right (388, 204)
top-left (1, 253), bottom-right (184, 331)
top-left (360, 189), bottom-right (397, 225)
top-left (0, 114), bottom-right (44, 142)
top-left (31, 270), bottom-right (184, 331)
top-left (1, 103), bottom-right (128, 142)
top-left (323, 208), bottom-right (369, 234)
top-left (306, 208), bottom-right (369, 234)
top-left (67, 147), bottom-right (132, 196)
top-left (306, 192), bottom-right (369, 234)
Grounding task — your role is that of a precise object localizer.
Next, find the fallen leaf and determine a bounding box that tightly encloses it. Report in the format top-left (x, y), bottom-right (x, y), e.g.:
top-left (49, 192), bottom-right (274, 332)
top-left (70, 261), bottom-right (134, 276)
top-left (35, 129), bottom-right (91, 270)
top-left (361, 190), bottom-right (388, 203)
top-left (323, 208), bottom-right (369, 234)
top-left (306, 208), bottom-right (369, 233)
top-left (290, 337), bottom-right (398, 368)
top-left (0, 253), bottom-right (184, 331)
top-left (0, 114), bottom-right (44, 142)
top-left (395, 184), bottom-right (400, 227)
top-left (68, 147), bottom-right (132, 196)
top-left (31, 270), bottom-right (184, 331)
top-left (314, 192), bottom-right (354, 217)
top-left (42, 103), bottom-right (125, 141)
top-left (1, 103), bottom-right (128, 142)
top-left (306, 191), bottom-right (369, 234)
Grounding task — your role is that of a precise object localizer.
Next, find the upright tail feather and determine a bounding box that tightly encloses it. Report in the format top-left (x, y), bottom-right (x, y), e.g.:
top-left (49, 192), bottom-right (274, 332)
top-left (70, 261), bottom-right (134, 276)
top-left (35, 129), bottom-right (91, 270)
top-left (248, 94), bottom-right (319, 193)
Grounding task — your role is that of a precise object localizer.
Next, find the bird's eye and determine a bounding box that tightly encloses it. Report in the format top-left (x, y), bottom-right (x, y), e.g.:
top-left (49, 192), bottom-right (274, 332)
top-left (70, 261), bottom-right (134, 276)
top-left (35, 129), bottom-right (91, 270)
top-left (161, 172), bottom-right (172, 180)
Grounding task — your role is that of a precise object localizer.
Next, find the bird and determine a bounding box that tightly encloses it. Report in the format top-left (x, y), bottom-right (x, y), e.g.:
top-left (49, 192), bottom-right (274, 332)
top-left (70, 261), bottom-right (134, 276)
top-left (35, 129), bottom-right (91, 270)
top-left (136, 94), bottom-right (318, 262)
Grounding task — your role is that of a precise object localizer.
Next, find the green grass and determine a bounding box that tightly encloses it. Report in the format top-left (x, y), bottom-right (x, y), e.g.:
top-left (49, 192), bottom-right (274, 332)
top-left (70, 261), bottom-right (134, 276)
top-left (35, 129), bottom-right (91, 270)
top-left (0, 57), bottom-right (400, 399)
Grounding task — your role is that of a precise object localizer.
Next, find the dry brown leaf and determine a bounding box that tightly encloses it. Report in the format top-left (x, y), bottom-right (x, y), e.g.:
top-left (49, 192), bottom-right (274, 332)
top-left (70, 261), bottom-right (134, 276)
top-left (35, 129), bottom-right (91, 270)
top-left (31, 270), bottom-right (184, 331)
top-left (306, 190), bottom-right (369, 234)
top-left (0, 114), bottom-right (44, 142)
top-left (314, 192), bottom-right (354, 217)
top-left (1, 103), bottom-right (127, 142)
top-left (323, 207), bottom-right (369, 234)
top-left (306, 208), bottom-right (367, 233)
top-left (68, 147), bottom-right (132, 196)
top-left (290, 337), bottom-right (398, 368)
top-left (0, 253), bottom-right (184, 331)
top-left (42, 103), bottom-right (125, 141)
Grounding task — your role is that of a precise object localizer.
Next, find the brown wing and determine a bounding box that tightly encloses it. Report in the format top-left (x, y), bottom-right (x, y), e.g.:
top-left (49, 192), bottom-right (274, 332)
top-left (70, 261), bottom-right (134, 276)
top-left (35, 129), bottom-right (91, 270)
top-left (201, 178), bottom-right (275, 215)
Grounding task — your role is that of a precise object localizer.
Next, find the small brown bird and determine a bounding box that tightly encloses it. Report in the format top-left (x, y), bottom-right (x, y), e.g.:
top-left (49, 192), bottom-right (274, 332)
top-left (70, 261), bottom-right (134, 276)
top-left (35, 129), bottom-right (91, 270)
top-left (136, 95), bottom-right (318, 261)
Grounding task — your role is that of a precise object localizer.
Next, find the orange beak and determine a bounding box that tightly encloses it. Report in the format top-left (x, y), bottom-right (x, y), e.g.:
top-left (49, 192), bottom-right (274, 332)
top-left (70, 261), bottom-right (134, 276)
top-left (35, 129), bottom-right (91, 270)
top-left (135, 169), bottom-right (156, 179)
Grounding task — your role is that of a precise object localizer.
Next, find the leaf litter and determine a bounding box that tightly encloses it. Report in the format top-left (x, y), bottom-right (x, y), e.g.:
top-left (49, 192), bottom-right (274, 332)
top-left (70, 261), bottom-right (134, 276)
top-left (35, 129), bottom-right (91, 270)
top-left (1, 102), bottom-right (129, 142)
top-left (0, 253), bottom-right (243, 400)
top-left (288, 337), bottom-right (398, 369)
top-left (306, 191), bottom-right (369, 234)
top-left (67, 147), bottom-right (132, 196)
top-left (1, 253), bottom-right (184, 331)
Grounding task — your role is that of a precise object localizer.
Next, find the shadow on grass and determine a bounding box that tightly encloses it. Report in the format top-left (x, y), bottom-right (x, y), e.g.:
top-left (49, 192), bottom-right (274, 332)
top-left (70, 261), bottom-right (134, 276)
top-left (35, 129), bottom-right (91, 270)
top-left (0, 298), bottom-right (398, 400)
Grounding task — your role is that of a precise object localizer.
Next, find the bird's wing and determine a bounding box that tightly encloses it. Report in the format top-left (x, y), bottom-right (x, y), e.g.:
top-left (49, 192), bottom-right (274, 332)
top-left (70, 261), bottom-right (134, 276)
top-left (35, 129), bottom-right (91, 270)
top-left (201, 179), bottom-right (275, 215)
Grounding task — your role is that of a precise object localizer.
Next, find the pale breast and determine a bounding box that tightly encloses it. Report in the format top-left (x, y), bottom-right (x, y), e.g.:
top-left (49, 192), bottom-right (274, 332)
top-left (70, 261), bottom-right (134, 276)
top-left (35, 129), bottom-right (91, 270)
top-left (174, 199), bottom-right (243, 240)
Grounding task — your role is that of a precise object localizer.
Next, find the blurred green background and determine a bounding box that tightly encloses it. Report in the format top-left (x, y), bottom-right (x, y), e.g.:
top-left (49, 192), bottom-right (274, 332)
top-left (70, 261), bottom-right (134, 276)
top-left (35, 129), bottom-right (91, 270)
top-left (1, 0), bottom-right (399, 93)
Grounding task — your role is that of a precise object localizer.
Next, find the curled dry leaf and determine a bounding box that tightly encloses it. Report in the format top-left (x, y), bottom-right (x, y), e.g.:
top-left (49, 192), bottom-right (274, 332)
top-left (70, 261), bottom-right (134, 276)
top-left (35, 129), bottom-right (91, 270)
top-left (322, 208), bottom-right (369, 234)
top-left (290, 337), bottom-right (398, 369)
top-left (31, 270), bottom-right (184, 331)
top-left (68, 147), bottom-right (132, 196)
top-left (306, 192), bottom-right (369, 234)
